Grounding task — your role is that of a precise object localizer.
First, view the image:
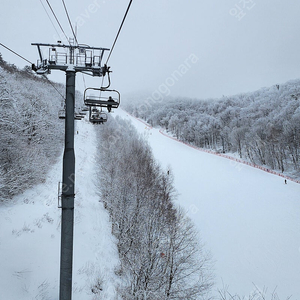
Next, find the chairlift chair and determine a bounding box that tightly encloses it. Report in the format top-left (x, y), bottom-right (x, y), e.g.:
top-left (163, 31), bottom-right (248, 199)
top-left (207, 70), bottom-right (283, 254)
top-left (98, 112), bottom-right (108, 124)
top-left (89, 112), bottom-right (108, 124)
top-left (84, 88), bottom-right (120, 112)
top-left (89, 107), bottom-right (108, 124)
top-left (58, 109), bottom-right (66, 119)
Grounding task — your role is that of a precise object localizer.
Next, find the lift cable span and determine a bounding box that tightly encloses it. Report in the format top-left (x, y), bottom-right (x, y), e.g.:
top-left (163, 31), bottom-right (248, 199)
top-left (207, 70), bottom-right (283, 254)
top-left (45, 0), bottom-right (70, 44)
top-left (42, 75), bottom-right (65, 100)
top-left (0, 43), bottom-right (33, 65)
top-left (62, 0), bottom-right (79, 45)
top-left (0, 43), bottom-right (66, 102)
top-left (38, 0), bottom-right (61, 38)
top-left (106, 0), bottom-right (133, 64)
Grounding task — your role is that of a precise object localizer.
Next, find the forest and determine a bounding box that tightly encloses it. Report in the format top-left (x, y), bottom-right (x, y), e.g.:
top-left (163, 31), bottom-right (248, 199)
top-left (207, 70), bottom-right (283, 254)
top-left (0, 56), bottom-right (82, 201)
top-left (123, 81), bottom-right (300, 179)
top-left (95, 115), bottom-right (214, 299)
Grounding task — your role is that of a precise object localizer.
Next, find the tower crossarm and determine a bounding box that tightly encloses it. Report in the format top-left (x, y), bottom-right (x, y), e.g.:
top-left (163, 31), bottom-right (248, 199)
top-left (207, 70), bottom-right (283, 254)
top-left (31, 43), bottom-right (110, 76)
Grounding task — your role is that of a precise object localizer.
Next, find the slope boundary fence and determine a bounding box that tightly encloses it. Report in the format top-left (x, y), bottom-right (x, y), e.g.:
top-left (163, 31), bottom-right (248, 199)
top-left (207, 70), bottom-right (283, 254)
top-left (123, 109), bottom-right (300, 185)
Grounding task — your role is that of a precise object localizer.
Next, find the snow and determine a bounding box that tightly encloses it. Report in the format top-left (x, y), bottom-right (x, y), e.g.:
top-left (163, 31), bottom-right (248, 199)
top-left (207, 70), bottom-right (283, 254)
top-left (1, 105), bottom-right (300, 299)
top-left (115, 108), bottom-right (300, 299)
top-left (0, 118), bottom-right (120, 299)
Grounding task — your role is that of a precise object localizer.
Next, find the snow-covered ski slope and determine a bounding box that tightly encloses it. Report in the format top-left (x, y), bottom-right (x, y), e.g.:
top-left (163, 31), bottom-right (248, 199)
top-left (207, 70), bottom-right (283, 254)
top-left (0, 119), bottom-right (120, 299)
top-left (1, 107), bottom-right (300, 299)
top-left (116, 108), bottom-right (300, 299)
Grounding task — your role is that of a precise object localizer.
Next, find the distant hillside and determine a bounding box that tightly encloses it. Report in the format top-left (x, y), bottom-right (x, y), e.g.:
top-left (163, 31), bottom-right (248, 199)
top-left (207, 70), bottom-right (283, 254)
top-left (123, 80), bottom-right (300, 179)
top-left (0, 54), bottom-right (71, 201)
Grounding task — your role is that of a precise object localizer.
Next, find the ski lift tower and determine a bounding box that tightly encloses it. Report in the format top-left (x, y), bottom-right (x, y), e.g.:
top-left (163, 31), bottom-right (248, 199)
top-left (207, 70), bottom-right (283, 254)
top-left (32, 41), bottom-right (109, 300)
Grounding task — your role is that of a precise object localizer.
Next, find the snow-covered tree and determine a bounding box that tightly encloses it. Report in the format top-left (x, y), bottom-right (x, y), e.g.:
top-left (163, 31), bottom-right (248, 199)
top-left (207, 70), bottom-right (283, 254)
top-left (0, 56), bottom-right (66, 201)
top-left (122, 78), bottom-right (300, 179)
top-left (96, 116), bottom-right (214, 299)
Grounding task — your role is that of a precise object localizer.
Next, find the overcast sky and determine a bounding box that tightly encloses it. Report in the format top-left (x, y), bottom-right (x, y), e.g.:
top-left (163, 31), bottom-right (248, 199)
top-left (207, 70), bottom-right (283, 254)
top-left (1, 0), bottom-right (300, 99)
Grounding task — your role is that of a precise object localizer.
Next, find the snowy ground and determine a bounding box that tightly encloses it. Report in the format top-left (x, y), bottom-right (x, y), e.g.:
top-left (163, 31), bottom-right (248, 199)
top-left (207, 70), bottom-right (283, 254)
top-left (0, 118), bottom-right (120, 299)
top-left (1, 108), bottom-right (300, 300)
top-left (116, 108), bottom-right (300, 299)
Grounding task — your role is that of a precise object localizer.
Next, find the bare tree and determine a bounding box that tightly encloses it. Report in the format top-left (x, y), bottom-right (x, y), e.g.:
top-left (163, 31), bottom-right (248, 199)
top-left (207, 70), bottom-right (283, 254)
top-left (96, 116), bottom-right (214, 300)
top-left (218, 284), bottom-right (292, 300)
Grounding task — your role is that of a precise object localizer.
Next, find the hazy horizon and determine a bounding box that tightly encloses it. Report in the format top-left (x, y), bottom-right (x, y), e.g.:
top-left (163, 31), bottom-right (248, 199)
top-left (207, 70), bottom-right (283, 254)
top-left (1, 0), bottom-right (300, 100)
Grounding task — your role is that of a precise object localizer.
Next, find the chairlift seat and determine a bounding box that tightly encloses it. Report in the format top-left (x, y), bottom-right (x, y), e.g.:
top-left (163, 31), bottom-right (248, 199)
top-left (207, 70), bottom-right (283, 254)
top-left (84, 97), bottom-right (119, 109)
top-left (84, 88), bottom-right (120, 112)
top-left (90, 118), bottom-right (107, 124)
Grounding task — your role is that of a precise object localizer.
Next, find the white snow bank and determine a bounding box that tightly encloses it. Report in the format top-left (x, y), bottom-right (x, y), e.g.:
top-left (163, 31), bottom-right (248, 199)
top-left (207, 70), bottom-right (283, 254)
top-left (0, 118), bottom-right (120, 299)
